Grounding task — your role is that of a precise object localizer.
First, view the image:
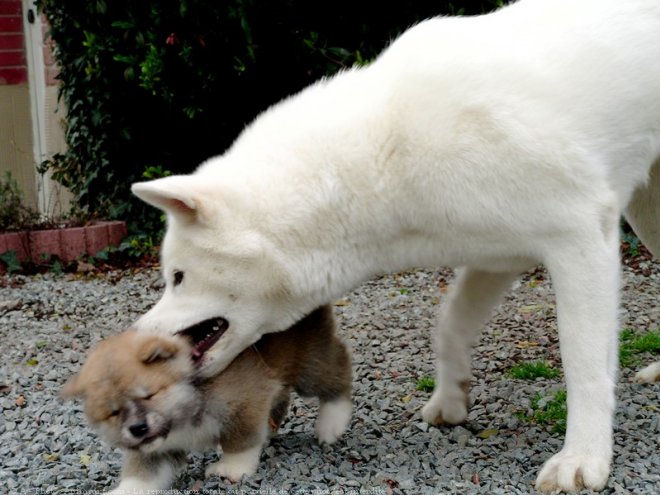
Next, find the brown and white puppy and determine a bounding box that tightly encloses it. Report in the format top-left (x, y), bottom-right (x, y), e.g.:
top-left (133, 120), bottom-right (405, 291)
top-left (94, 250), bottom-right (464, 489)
top-left (62, 306), bottom-right (351, 494)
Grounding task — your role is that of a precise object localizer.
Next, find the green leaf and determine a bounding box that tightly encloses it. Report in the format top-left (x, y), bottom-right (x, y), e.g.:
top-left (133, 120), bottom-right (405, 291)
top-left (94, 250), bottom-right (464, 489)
top-left (0, 250), bottom-right (22, 275)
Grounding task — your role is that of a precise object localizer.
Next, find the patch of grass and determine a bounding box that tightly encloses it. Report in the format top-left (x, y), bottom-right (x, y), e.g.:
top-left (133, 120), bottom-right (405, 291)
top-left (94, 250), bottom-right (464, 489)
top-left (620, 328), bottom-right (660, 367)
top-left (508, 361), bottom-right (560, 380)
top-left (416, 376), bottom-right (435, 393)
top-left (517, 389), bottom-right (567, 435)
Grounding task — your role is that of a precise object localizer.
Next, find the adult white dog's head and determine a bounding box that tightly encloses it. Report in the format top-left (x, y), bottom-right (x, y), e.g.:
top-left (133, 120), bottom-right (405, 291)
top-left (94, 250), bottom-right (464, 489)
top-left (131, 174), bottom-right (301, 377)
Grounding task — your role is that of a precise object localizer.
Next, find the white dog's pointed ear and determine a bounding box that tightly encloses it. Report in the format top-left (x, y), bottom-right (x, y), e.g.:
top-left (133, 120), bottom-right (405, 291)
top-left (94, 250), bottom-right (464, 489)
top-left (131, 176), bottom-right (202, 221)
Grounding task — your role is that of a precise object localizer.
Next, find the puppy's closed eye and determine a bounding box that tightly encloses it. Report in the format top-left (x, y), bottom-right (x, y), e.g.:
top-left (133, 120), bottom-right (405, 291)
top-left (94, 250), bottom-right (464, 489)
top-left (135, 387), bottom-right (160, 401)
top-left (106, 408), bottom-right (121, 420)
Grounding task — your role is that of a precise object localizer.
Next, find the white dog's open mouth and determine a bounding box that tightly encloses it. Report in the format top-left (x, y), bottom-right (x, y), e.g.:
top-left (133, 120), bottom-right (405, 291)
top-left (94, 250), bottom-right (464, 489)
top-left (177, 318), bottom-right (229, 363)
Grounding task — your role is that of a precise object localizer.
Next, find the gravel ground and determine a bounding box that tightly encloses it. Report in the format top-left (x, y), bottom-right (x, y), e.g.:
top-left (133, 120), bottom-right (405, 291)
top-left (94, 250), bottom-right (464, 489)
top-left (0, 259), bottom-right (658, 495)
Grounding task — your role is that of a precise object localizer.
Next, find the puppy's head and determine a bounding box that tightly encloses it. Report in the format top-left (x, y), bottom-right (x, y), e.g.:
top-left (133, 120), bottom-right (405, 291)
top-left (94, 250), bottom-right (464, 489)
top-left (62, 331), bottom-right (201, 451)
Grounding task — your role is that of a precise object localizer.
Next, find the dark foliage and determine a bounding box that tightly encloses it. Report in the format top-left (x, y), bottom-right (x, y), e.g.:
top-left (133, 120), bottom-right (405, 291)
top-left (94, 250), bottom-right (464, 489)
top-left (36, 0), bottom-right (506, 235)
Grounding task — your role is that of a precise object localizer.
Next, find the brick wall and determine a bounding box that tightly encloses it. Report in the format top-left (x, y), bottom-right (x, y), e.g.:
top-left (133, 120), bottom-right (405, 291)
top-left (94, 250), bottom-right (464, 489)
top-left (0, 0), bottom-right (26, 85)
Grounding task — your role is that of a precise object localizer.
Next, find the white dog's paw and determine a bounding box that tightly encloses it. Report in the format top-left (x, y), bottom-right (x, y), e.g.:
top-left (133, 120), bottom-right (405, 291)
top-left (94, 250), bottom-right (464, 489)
top-left (421, 384), bottom-right (469, 426)
top-left (205, 446), bottom-right (260, 483)
top-left (315, 397), bottom-right (352, 444)
top-left (634, 362), bottom-right (660, 383)
top-left (535, 451), bottom-right (610, 492)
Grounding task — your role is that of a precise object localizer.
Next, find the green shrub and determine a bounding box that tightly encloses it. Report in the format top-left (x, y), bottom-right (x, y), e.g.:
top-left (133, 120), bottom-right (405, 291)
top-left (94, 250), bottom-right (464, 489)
top-left (37, 1), bottom-right (507, 236)
top-left (0, 171), bottom-right (40, 231)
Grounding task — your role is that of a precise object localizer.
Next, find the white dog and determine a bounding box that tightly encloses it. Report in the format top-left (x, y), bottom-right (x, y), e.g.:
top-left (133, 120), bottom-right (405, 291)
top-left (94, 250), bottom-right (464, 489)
top-left (131, 0), bottom-right (660, 491)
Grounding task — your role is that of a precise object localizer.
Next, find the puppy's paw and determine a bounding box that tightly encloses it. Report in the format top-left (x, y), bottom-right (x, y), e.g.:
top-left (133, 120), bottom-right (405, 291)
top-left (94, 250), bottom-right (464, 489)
top-left (634, 362), bottom-right (660, 383)
top-left (205, 446), bottom-right (260, 483)
top-left (535, 451), bottom-right (610, 492)
top-left (421, 383), bottom-right (469, 426)
top-left (315, 397), bottom-right (352, 444)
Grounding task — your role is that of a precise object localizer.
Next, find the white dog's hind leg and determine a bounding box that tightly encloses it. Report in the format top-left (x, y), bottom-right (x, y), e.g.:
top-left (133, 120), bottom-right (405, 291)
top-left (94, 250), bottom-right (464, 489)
top-left (635, 362), bottom-right (660, 383)
top-left (535, 229), bottom-right (620, 492)
top-left (422, 269), bottom-right (518, 425)
top-left (625, 158), bottom-right (660, 257)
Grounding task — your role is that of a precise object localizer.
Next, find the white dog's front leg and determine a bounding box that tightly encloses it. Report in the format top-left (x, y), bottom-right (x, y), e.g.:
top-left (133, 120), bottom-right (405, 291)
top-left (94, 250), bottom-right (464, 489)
top-left (422, 268), bottom-right (518, 425)
top-left (535, 237), bottom-right (620, 493)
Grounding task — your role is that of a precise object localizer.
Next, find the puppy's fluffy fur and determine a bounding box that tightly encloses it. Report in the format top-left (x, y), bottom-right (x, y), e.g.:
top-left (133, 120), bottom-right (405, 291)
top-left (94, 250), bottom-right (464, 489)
top-left (63, 306), bottom-right (351, 493)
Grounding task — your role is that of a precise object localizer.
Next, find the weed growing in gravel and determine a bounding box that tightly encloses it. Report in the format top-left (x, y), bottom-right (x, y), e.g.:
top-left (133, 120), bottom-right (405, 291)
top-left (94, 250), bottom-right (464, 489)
top-left (620, 328), bottom-right (660, 367)
top-left (517, 389), bottom-right (567, 435)
top-left (416, 376), bottom-right (436, 392)
top-left (0, 250), bottom-right (22, 275)
top-left (508, 360), bottom-right (560, 380)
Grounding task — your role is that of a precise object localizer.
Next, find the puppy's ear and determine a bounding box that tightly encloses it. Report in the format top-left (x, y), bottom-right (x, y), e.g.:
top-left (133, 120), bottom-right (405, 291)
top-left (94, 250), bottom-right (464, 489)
top-left (138, 337), bottom-right (180, 364)
top-left (61, 374), bottom-right (84, 399)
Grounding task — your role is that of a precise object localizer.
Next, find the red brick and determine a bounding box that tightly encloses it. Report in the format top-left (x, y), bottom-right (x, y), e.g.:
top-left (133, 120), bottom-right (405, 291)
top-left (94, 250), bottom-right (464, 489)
top-left (60, 227), bottom-right (87, 262)
top-left (0, 34), bottom-right (23, 50)
top-left (0, 17), bottom-right (22, 32)
top-left (86, 223), bottom-right (109, 256)
top-left (100, 221), bottom-right (128, 246)
top-left (3, 232), bottom-right (29, 261)
top-left (30, 230), bottom-right (62, 260)
top-left (0, 50), bottom-right (24, 67)
top-left (0, 1), bottom-right (22, 16)
top-left (0, 66), bottom-right (26, 84)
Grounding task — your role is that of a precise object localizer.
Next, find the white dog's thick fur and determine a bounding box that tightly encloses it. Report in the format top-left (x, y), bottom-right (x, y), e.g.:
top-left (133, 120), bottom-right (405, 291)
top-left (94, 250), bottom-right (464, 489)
top-left (132, 0), bottom-right (660, 491)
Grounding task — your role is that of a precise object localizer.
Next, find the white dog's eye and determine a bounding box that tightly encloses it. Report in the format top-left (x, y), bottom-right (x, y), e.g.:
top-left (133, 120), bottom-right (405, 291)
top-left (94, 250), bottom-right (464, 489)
top-left (173, 270), bottom-right (184, 286)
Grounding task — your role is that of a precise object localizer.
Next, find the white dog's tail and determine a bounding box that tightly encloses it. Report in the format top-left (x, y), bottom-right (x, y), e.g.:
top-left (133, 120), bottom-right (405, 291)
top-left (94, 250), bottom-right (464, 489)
top-left (625, 159), bottom-right (660, 258)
